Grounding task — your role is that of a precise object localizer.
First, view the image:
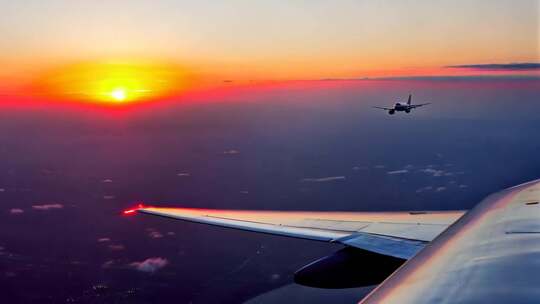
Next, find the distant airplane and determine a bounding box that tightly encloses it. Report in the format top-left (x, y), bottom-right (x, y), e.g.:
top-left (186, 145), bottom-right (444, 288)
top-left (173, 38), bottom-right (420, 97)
top-left (374, 94), bottom-right (430, 114)
top-left (126, 178), bottom-right (540, 303)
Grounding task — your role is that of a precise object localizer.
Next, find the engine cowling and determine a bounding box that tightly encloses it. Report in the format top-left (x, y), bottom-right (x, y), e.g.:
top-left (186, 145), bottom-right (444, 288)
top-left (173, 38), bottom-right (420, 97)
top-left (294, 247), bottom-right (404, 289)
top-left (388, 109), bottom-right (395, 115)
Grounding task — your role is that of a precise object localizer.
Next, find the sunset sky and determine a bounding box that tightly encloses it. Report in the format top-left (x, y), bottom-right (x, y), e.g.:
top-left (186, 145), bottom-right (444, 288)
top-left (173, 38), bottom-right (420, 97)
top-left (1, 3), bottom-right (540, 303)
top-left (0, 0), bottom-right (538, 104)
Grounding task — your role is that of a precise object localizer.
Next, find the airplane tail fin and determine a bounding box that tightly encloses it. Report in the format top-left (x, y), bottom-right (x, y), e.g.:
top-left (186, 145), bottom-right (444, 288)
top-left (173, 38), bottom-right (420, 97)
top-left (407, 94), bottom-right (412, 105)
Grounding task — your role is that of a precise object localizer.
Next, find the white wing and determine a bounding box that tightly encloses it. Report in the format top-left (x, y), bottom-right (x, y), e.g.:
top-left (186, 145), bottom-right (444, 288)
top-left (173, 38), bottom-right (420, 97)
top-left (373, 106), bottom-right (393, 110)
top-left (132, 207), bottom-right (465, 259)
top-left (410, 103), bottom-right (431, 108)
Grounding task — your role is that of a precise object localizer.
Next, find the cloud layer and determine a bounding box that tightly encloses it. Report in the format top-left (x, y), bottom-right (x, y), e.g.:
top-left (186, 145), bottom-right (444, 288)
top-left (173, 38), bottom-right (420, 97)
top-left (446, 62), bottom-right (540, 71)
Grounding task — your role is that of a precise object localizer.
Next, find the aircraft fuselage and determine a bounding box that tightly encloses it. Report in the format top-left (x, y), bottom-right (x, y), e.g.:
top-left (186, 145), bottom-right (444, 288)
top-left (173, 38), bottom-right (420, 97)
top-left (388, 102), bottom-right (412, 114)
top-left (361, 179), bottom-right (540, 303)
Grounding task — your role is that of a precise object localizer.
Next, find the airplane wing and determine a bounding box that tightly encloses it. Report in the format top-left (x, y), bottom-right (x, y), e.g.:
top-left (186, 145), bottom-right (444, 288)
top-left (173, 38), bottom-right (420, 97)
top-left (130, 207), bottom-right (465, 259)
top-left (410, 103), bottom-right (431, 108)
top-left (373, 106), bottom-right (393, 110)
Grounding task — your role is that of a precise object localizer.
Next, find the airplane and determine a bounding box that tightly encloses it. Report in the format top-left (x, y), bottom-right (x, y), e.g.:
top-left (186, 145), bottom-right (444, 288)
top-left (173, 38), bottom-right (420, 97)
top-left (374, 94), bottom-right (430, 114)
top-left (125, 178), bottom-right (540, 303)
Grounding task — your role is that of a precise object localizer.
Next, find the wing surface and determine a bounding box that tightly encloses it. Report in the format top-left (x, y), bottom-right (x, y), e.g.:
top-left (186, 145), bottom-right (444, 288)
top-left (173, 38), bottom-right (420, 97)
top-left (410, 103), bottom-right (431, 108)
top-left (134, 207), bottom-right (465, 259)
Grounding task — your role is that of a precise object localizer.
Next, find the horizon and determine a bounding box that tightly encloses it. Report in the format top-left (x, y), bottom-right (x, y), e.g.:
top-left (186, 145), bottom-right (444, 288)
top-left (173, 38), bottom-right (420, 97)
top-left (1, 0), bottom-right (538, 107)
top-left (1, 2), bottom-right (540, 303)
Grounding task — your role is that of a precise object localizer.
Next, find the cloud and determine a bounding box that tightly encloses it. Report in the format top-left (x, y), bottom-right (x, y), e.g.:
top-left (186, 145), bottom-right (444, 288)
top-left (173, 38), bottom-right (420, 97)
top-left (301, 176), bottom-right (346, 182)
top-left (421, 168), bottom-right (445, 177)
top-left (130, 257), bottom-right (169, 273)
top-left (446, 62), bottom-right (540, 71)
top-left (5, 272), bottom-right (16, 278)
top-left (416, 186), bottom-right (433, 193)
top-left (417, 185), bottom-right (447, 193)
top-left (223, 149), bottom-right (240, 155)
top-left (102, 179), bottom-right (113, 183)
top-left (459, 184), bottom-right (468, 188)
top-left (9, 208), bottom-right (24, 214)
top-left (352, 166), bottom-right (367, 171)
top-left (367, 75), bottom-right (540, 81)
top-left (321, 74), bottom-right (540, 81)
top-left (102, 260), bottom-right (115, 269)
top-left (387, 169), bottom-right (408, 175)
top-left (420, 167), bottom-right (459, 178)
top-left (103, 195), bottom-right (115, 200)
top-left (146, 228), bottom-right (164, 239)
top-left (32, 204), bottom-right (63, 210)
top-left (108, 244), bottom-right (125, 251)
top-left (97, 238), bottom-right (111, 243)
top-left (176, 172), bottom-right (190, 177)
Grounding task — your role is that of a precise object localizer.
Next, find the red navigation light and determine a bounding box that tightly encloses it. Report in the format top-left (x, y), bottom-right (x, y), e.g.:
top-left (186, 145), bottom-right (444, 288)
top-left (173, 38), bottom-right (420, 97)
top-left (123, 209), bottom-right (136, 215)
top-left (122, 203), bottom-right (145, 216)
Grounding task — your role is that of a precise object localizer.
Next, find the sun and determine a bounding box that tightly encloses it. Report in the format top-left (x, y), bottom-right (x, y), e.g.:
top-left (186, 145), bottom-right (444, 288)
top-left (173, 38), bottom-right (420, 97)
top-left (111, 88), bottom-right (126, 101)
top-left (32, 61), bottom-right (192, 106)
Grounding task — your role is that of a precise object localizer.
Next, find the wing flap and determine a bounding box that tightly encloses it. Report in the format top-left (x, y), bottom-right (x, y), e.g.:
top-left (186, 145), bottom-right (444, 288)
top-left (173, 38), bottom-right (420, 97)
top-left (336, 233), bottom-right (425, 259)
top-left (358, 222), bottom-right (450, 242)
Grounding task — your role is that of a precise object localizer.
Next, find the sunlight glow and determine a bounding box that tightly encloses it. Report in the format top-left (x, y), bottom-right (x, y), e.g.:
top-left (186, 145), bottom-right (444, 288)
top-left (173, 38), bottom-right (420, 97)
top-left (111, 88), bottom-right (126, 101)
top-left (33, 61), bottom-right (191, 105)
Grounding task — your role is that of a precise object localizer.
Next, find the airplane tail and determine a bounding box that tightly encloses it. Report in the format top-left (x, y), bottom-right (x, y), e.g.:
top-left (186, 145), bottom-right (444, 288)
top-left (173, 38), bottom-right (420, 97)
top-left (407, 94), bottom-right (412, 105)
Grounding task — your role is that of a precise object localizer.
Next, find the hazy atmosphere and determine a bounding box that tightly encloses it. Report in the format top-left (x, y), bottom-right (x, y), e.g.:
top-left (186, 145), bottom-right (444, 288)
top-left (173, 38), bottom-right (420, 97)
top-left (0, 0), bottom-right (538, 303)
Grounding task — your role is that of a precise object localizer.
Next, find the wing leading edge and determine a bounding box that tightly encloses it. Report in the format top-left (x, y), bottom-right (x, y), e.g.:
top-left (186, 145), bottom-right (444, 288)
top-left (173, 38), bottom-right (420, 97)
top-left (410, 103), bottom-right (431, 108)
top-left (134, 207), bottom-right (465, 259)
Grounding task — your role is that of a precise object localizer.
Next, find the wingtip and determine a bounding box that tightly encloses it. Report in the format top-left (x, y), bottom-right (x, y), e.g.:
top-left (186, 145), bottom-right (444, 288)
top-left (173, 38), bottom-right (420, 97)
top-left (122, 203), bottom-right (146, 216)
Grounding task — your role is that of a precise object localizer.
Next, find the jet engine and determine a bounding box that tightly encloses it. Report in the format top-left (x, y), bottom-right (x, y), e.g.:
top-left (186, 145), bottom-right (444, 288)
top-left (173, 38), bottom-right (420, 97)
top-left (388, 109), bottom-right (395, 115)
top-left (294, 247), bottom-right (404, 289)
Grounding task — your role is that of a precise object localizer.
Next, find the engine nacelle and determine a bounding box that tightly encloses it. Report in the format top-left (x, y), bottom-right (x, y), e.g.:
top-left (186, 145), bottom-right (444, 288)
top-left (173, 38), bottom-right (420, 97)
top-left (388, 109), bottom-right (395, 115)
top-left (294, 247), bottom-right (404, 289)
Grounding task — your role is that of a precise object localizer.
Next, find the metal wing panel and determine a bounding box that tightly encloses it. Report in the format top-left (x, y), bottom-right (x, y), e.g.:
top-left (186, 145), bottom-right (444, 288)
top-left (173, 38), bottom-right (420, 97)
top-left (358, 222), bottom-right (451, 242)
top-left (410, 103), bottom-right (431, 108)
top-left (138, 208), bottom-right (348, 241)
top-left (135, 207), bottom-right (465, 259)
top-left (337, 233), bottom-right (425, 259)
